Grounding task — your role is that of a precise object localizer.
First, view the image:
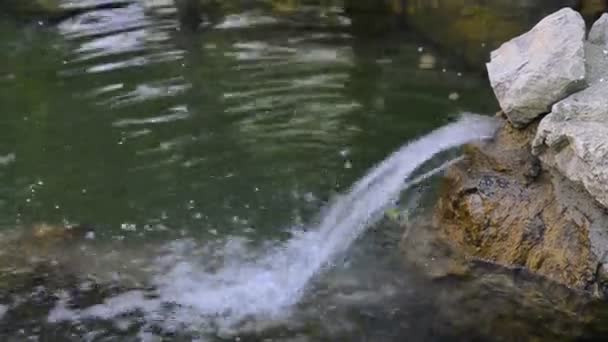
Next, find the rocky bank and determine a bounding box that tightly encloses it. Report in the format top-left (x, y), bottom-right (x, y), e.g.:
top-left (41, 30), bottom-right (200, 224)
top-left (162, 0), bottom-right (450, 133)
top-left (431, 8), bottom-right (608, 295)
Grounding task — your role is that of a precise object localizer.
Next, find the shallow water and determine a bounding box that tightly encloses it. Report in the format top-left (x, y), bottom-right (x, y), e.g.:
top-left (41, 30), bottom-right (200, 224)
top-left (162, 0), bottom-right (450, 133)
top-left (1, 1), bottom-right (608, 341)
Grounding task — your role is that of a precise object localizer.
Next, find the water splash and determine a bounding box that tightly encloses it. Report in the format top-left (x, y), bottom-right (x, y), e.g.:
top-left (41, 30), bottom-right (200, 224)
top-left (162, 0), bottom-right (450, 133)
top-left (48, 113), bottom-right (498, 333)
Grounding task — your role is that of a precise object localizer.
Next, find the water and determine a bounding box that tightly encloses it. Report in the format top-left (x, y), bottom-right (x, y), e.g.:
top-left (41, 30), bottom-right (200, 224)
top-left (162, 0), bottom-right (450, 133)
top-left (1, 1), bottom-right (608, 341)
top-left (44, 114), bottom-right (498, 334)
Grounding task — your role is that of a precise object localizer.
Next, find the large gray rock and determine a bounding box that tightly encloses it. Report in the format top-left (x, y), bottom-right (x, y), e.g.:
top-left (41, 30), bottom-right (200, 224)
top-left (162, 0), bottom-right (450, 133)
top-left (532, 41), bottom-right (608, 209)
top-left (486, 8), bottom-right (587, 128)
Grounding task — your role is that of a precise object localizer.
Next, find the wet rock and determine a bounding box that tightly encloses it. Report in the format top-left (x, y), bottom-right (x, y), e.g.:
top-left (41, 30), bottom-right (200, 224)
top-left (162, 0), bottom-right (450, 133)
top-left (486, 8), bottom-right (587, 128)
top-left (433, 120), bottom-right (608, 293)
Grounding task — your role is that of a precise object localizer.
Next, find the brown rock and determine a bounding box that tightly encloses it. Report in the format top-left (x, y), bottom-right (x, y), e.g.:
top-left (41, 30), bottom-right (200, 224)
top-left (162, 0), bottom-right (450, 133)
top-left (434, 119), bottom-right (606, 293)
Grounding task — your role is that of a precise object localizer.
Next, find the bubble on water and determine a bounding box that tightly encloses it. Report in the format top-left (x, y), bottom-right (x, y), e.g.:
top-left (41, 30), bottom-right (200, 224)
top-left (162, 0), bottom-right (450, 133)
top-left (208, 229), bottom-right (218, 236)
top-left (303, 192), bottom-right (317, 203)
top-left (344, 161), bottom-right (352, 169)
top-left (187, 200), bottom-right (196, 210)
top-left (85, 231), bottom-right (96, 240)
top-left (121, 223), bottom-right (137, 232)
top-left (417, 46), bottom-right (424, 52)
top-left (448, 92), bottom-right (460, 101)
top-left (419, 53), bottom-right (436, 70)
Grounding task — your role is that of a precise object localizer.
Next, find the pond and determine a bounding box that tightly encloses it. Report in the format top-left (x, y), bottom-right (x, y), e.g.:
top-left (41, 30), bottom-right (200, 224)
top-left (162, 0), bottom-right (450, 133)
top-left (0, 1), bottom-right (607, 341)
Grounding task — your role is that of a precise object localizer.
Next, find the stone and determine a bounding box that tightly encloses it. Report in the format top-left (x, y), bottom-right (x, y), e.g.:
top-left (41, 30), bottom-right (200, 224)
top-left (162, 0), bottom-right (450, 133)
top-left (589, 13), bottom-right (608, 47)
top-left (433, 121), bottom-right (608, 294)
top-left (486, 8), bottom-right (587, 128)
top-left (532, 42), bottom-right (608, 210)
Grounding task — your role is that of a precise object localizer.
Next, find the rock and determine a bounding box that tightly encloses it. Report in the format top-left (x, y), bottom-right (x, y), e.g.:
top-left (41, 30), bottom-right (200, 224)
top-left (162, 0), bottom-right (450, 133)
top-left (589, 13), bottom-right (608, 46)
top-left (532, 41), bottom-right (608, 209)
top-left (486, 8), bottom-right (587, 128)
top-left (433, 120), bottom-right (608, 294)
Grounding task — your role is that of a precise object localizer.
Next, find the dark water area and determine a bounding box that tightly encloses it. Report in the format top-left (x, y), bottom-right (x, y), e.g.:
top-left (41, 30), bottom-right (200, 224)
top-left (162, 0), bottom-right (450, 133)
top-left (1, 1), bottom-right (608, 341)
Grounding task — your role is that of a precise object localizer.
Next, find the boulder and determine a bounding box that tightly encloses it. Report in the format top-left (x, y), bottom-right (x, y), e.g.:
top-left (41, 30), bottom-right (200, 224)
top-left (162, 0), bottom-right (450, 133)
top-left (486, 8), bottom-right (587, 128)
top-left (532, 38), bottom-right (608, 209)
top-left (433, 120), bottom-right (608, 294)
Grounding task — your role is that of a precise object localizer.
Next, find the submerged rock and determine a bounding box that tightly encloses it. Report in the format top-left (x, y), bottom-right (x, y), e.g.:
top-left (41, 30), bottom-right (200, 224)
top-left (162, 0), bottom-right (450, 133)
top-left (486, 8), bottom-right (587, 128)
top-left (433, 120), bottom-right (608, 294)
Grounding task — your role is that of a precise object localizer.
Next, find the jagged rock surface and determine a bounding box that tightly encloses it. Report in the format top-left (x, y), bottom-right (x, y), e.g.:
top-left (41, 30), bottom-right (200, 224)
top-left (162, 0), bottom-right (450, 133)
top-left (434, 120), bottom-right (608, 294)
top-left (532, 36), bottom-right (608, 210)
top-left (486, 8), bottom-right (586, 127)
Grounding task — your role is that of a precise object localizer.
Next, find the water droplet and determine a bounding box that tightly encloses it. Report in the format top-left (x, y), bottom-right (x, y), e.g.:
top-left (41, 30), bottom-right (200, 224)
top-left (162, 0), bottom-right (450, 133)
top-left (457, 72), bottom-right (463, 77)
top-left (339, 148), bottom-right (350, 157)
top-left (187, 200), bottom-right (195, 210)
top-left (418, 53), bottom-right (436, 70)
top-left (54, 205), bottom-right (60, 210)
top-left (344, 161), bottom-right (353, 169)
top-left (120, 223), bottom-right (137, 232)
top-left (417, 47), bottom-right (424, 52)
top-left (448, 92), bottom-right (460, 101)
top-left (442, 68), bottom-right (447, 73)
top-left (81, 189), bottom-right (87, 194)
top-left (85, 231), bottom-right (95, 240)
top-left (37, 180), bottom-right (44, 186)
top-left (209, 229), bottom-right (218, 235)
top-left (303, 192), bottom-right (316, 202)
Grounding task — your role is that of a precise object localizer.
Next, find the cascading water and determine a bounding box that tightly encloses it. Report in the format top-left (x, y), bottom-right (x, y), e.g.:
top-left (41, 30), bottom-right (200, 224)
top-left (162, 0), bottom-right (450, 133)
top-left (48, 113), bottom-right (498, 333)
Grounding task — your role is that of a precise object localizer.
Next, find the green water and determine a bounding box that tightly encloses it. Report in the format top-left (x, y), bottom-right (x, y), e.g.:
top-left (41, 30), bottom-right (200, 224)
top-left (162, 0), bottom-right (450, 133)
top-left (0, 1), bottom-right (607, 341)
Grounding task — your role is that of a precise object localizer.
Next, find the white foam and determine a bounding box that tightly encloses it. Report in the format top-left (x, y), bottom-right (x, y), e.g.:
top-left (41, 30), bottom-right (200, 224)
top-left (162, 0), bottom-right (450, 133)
top-left (47, 114), bottom-right (498, 334)
top-left (0, 153), bottom-right (15, 166)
